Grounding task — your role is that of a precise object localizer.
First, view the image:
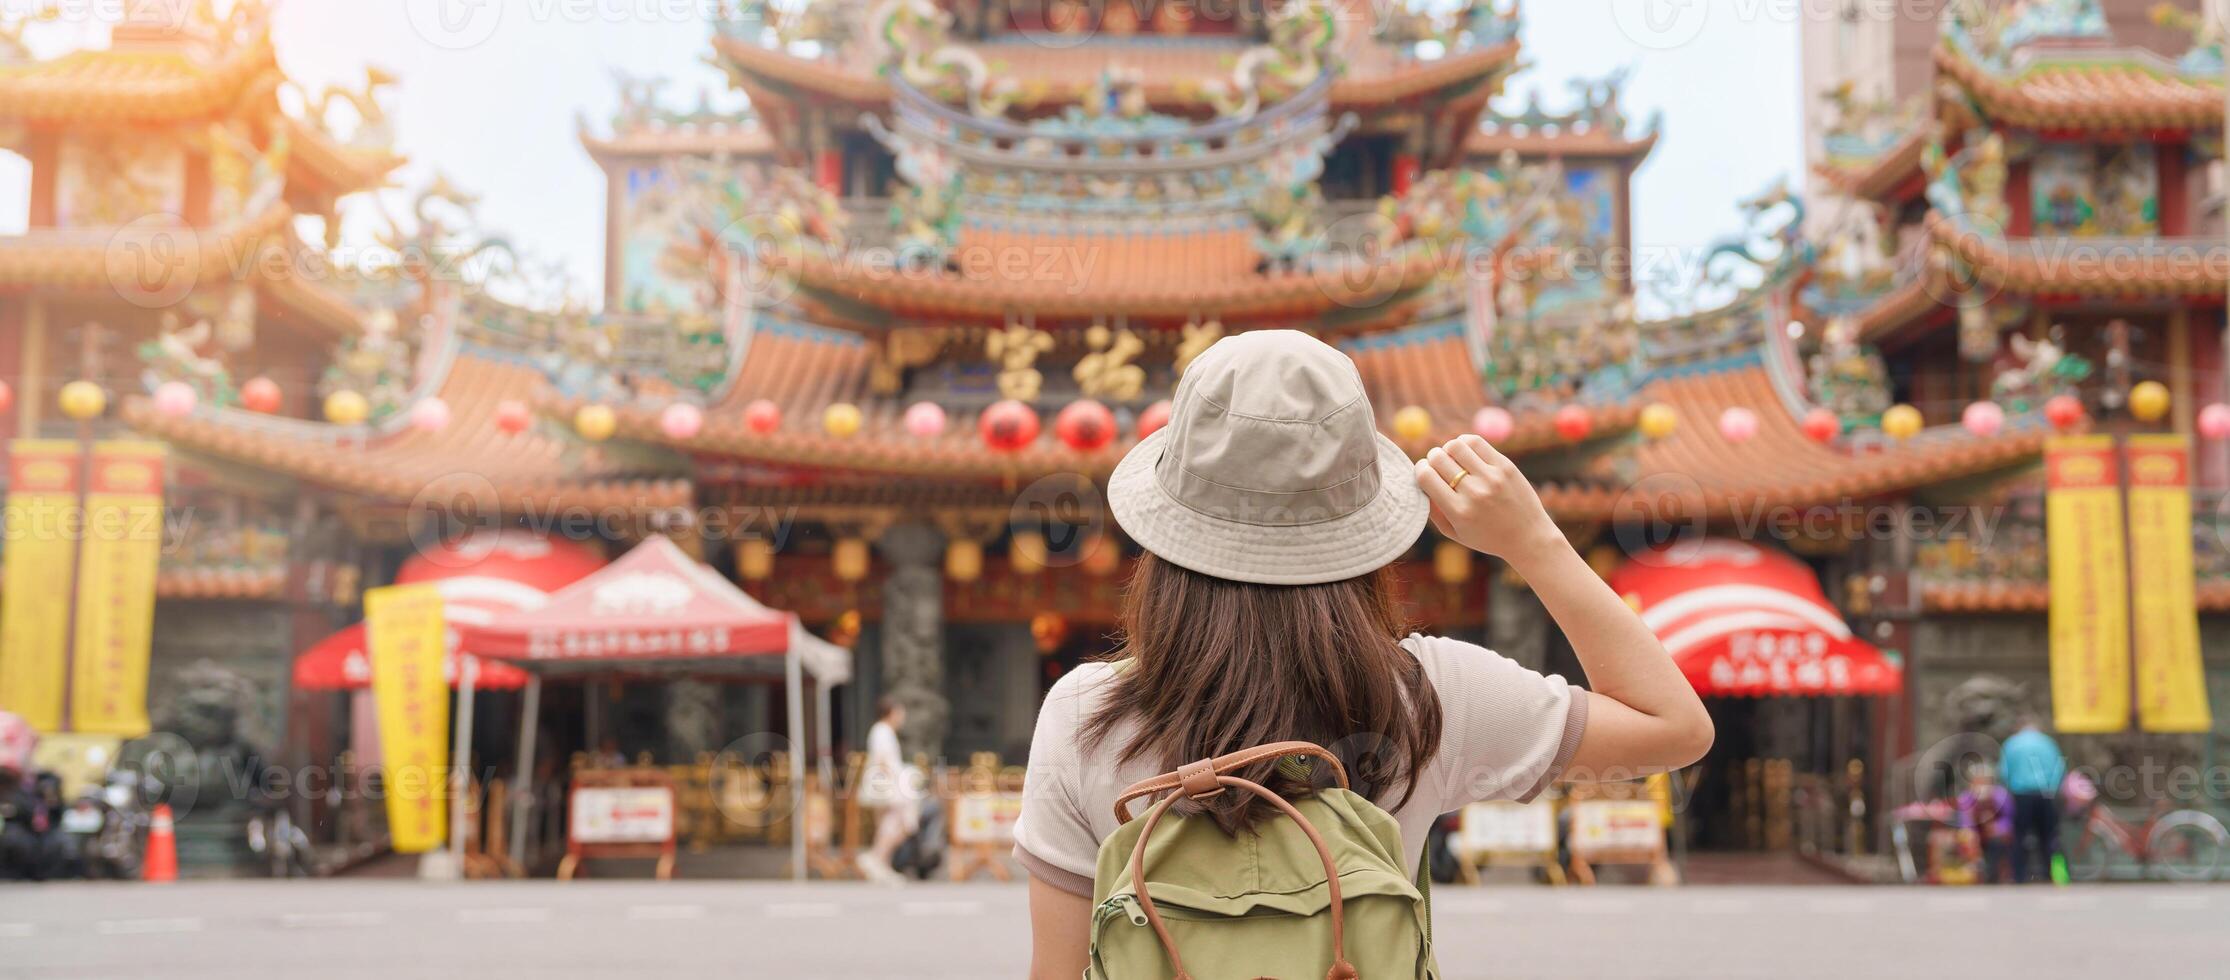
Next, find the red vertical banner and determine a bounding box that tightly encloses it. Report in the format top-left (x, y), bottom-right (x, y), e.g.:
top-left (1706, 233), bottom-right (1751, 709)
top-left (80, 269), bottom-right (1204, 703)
top-left (2044, 436), bottom-right (2130, 733)
top-left (1392, 153), bottom-right (1419, 197)
top-left (2124, 435), bottom-right (2213, 732)
top-left (70, 441), bottom-right (166, 736)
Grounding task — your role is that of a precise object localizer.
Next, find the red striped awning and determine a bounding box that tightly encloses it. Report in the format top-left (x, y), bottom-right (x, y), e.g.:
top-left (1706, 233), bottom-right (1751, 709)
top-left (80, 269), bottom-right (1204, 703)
top-left (1608, 540), bottom-right (1900, 697)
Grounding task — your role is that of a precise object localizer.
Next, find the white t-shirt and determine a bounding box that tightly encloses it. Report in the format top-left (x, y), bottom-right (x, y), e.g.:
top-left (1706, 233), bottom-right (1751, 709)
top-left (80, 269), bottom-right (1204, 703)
top-left (861, 720), bottom-right (912, 807)
top-left (1012, 633), bottom-right (1587, 896)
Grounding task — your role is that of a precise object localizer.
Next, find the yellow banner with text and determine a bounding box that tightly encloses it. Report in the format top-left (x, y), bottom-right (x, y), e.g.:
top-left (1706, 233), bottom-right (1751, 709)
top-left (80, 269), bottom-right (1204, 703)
top-left (2044, 436), bottom-right (2130, 733)
top-left (0, 440), bottom-right (82, 732)
top-left (366, 583), bottom-right (449, 853)
top-left (2124, 435), bottom-right (2212, 733)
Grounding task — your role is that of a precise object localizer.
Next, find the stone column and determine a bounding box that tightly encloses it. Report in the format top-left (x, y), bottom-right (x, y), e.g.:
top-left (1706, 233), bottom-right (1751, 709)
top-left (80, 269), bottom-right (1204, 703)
top-left (664, 679), bottom-right (722, 761)
top-left (878, 523), bottom-right (948, 756)
top-left (1487, 567), bottom-right (1551, 674)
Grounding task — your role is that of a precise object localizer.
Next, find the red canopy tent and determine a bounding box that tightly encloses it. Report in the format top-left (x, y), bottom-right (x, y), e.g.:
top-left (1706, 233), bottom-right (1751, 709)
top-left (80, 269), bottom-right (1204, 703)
top-left (292, 619), bottom-right (531, 691)
top-left (461, 535), bottom-right (844, 880)
top-left (460, 535), bottom-right (790, 665)
top-left (291, 531), bottom-right (608, 692)
top-left (1609, 539), bottom-right (1901, 697)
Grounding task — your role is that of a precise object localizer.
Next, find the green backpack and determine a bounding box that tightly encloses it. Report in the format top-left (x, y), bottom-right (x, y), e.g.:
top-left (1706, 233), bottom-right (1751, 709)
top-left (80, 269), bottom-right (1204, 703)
top-left (1086, 742), bottom-right (1436, 980)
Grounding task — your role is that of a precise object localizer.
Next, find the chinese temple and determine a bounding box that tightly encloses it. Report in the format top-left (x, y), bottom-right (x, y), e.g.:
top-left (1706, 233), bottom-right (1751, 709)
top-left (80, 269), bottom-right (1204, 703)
top-left (0, 0), bottom-right (2223, 869)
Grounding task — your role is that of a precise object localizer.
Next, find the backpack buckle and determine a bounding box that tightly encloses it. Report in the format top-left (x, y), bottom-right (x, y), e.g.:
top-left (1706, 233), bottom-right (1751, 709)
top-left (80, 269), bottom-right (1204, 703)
top-left (1177, 759), bottom-right (1222, 800)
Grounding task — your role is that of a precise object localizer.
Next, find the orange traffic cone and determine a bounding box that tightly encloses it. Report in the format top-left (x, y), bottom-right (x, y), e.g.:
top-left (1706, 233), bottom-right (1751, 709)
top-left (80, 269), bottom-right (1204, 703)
top-left (143, 804), bottom-right (178, 883)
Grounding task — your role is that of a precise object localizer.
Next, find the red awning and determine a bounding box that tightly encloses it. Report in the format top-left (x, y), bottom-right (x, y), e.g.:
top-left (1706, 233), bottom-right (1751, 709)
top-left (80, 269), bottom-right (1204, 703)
top-left (463, 536), bottom-right (792, 664)
top-left (1608, 540), bottom-right (1901, 697)
top-left (292, 621), bottom-right (531, 691)
top-left (292, 531), bottom-right (608, 692)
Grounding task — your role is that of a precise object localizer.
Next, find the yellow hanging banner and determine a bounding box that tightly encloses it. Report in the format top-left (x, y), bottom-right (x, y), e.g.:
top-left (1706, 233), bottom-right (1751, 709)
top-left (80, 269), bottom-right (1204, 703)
top-left (365, 583), bottom-right (449, 853)
top-left (2044, 436), bottom-right (2130, 733)
top-left (2124, 435), bottom-right (2212, 733)
top-left (70, 441), bottom-right (166, 737)
top-left (0, 440), bottom-right (82, 732)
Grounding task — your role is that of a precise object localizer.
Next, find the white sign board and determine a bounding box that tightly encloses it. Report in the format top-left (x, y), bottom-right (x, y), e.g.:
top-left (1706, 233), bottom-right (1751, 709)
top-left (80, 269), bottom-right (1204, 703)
top-left (569, 785), bottom-right (676, 845)
top-left (1459, 800), bottom-right (1558, 855)
top-left (951, 792), bottom-right (1023, 846)
top-left (1566, 799), bottom-right (1664, 859)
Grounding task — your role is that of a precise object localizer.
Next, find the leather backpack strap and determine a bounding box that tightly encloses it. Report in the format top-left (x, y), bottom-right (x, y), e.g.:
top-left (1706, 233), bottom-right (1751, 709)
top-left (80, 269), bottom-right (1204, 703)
top-left (1112, 740), bottom-right (1349, 824)
top-left (1126, 774), bottom-right (1358, 980)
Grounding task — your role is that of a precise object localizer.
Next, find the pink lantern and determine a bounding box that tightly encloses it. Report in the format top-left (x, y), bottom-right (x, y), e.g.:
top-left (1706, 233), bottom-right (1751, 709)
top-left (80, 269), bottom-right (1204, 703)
top-left (152, 381), bottom-right (198, 418)
top-left (0, 380), bottom-right (12, 415)
top-left (1472, 406), bottom-right (1515, 443)
top-left (660, 403), bottom-right (704, 440)
top-left (1961, 400), bottom-right (2004, 438)
top-left (903, 401), bottom-right (948, 439)
top-left (1136, 400), bottom-right (1173, 440)
top-left (1717, 407), bottom-right (1758, 444)
top-left (409, 397), bottom-right (452, 433)
top-left (743, 399), bottom-right (782, 435)
top-left (494, 399), bottom-right (532, 435)
top-left (2199, 403), bottom-right (2230, 440)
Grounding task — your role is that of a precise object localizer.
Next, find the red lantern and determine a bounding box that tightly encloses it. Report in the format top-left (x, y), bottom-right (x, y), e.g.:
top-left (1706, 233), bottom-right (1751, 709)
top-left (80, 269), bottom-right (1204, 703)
top-left (1137, 400), bottom-right (1173, 440)
top-left (980, 399), bottom-right (1041, 451)
top-left (2044, 394), bottom-right (2086, 432)
top-left (494, 399), bottom-right (532, 435)
top-left (1801, 407), bottom-right (1840, 443)
top-left (1055, 400), bottom-right (1116, 452)
top-left (1553, 404), bottom-right (1593, 442)
top-left (743, 398), bottom-right (782, 435)
top-left (240, 377), bottom-right (282, 414)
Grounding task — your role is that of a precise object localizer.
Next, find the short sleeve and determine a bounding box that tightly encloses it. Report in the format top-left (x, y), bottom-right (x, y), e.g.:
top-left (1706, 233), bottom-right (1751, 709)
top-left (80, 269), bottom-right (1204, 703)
top-left (1408, 634), bottom-right (1588, 807)
top-left (1010, 669), bottom-right (1102, 897)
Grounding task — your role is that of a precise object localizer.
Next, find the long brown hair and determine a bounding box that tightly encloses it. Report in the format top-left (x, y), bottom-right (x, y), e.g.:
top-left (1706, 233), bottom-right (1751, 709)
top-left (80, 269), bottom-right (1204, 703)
top-left (1082, 553), bottom-right (1443, 832)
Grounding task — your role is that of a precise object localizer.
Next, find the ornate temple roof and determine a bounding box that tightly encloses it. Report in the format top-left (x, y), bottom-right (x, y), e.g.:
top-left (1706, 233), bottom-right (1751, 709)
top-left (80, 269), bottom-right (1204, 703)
top-left (710, 11), bottom-right (1520, 121)
top-left (0, 20), bottom-right (279, 124)
top-left (126, 318), bottom-right (692, 515)
top-left (0, 194), bottom-right (292, 291)
top-left (1927, 212), bottom-right (2230, 299)
top-left (1933, 43), bottom-right (2223, 133)
top-left (792, 225), bottom-right (1447, 319)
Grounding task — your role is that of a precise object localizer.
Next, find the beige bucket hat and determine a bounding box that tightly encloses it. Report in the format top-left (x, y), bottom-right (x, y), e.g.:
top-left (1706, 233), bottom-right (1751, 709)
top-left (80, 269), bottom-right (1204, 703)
top-left (1107, 330), bottom-right (1429, 585)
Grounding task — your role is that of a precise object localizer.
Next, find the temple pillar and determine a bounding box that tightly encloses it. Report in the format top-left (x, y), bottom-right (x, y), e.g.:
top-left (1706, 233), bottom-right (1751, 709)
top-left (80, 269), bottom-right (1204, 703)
top-left (1487, 566), bottom-right (1550, 674)
top-left (665, 679), bottom-right (722, 760)
top-left (878, 523), bottom-right (948, 755)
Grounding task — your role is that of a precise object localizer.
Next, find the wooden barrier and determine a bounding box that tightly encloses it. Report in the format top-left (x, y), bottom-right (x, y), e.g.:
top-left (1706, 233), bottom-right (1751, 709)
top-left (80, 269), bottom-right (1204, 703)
top-left (557, 769), bottom-right (679, 881)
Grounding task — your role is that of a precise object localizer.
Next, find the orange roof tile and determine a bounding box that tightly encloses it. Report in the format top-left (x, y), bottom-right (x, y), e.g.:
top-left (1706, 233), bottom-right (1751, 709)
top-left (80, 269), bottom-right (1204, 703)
top-left (1812, 126), bottom-right (1929, 200)
top-left (0, 196), bottom-right (293, 293)
top-left (0, 37), bottom-right (282, 125)
top-left (570, 319), bottom-right (1627, 484)
top-left (1464, 125), bottom-right (1658, 160)
top-left (1542, 363), bottom-right (2047, 521)
top-left (793, 227), bottom-right (1446, 318)
top-left (1928, 213), bottom-right (2229, 298)
top-left (126, 351), bottom-right (690, 513)
top-left (713, 34), bottom-right (1516, 111)
top-left (156, 565), bottom-right (288, 601)
top-left (1345, 322), bottom-right (1639, 455)
top-left (579, 123), bottom-right (779, 164)
top-left (1935, 45), bottom-right (2223, 132)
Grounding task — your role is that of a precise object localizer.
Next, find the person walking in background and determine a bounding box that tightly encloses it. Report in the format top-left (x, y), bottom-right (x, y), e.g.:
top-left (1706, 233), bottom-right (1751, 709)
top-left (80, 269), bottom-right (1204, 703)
top-left (2001, 715), bottom-right (2067, 883)
top-left (1957, 764), bottom-right (2014, 883)
top-left (856, 697), bottom-right (919, 885)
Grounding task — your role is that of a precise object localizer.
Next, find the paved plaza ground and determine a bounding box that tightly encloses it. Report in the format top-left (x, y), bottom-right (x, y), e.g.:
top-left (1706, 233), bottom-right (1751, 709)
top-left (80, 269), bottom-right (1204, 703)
top-left (1, 879), bottom-right (2224, 979)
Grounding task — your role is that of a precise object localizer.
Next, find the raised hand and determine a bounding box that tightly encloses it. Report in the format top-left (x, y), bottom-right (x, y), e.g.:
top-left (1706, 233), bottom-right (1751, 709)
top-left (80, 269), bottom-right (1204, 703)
top-left (1412, 434), bottom-right (1563, 564)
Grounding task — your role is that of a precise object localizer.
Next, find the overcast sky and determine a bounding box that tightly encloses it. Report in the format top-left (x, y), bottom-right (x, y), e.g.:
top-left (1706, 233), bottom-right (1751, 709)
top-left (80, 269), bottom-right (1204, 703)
top-left (2, 0), bottom-right (1805, 313)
